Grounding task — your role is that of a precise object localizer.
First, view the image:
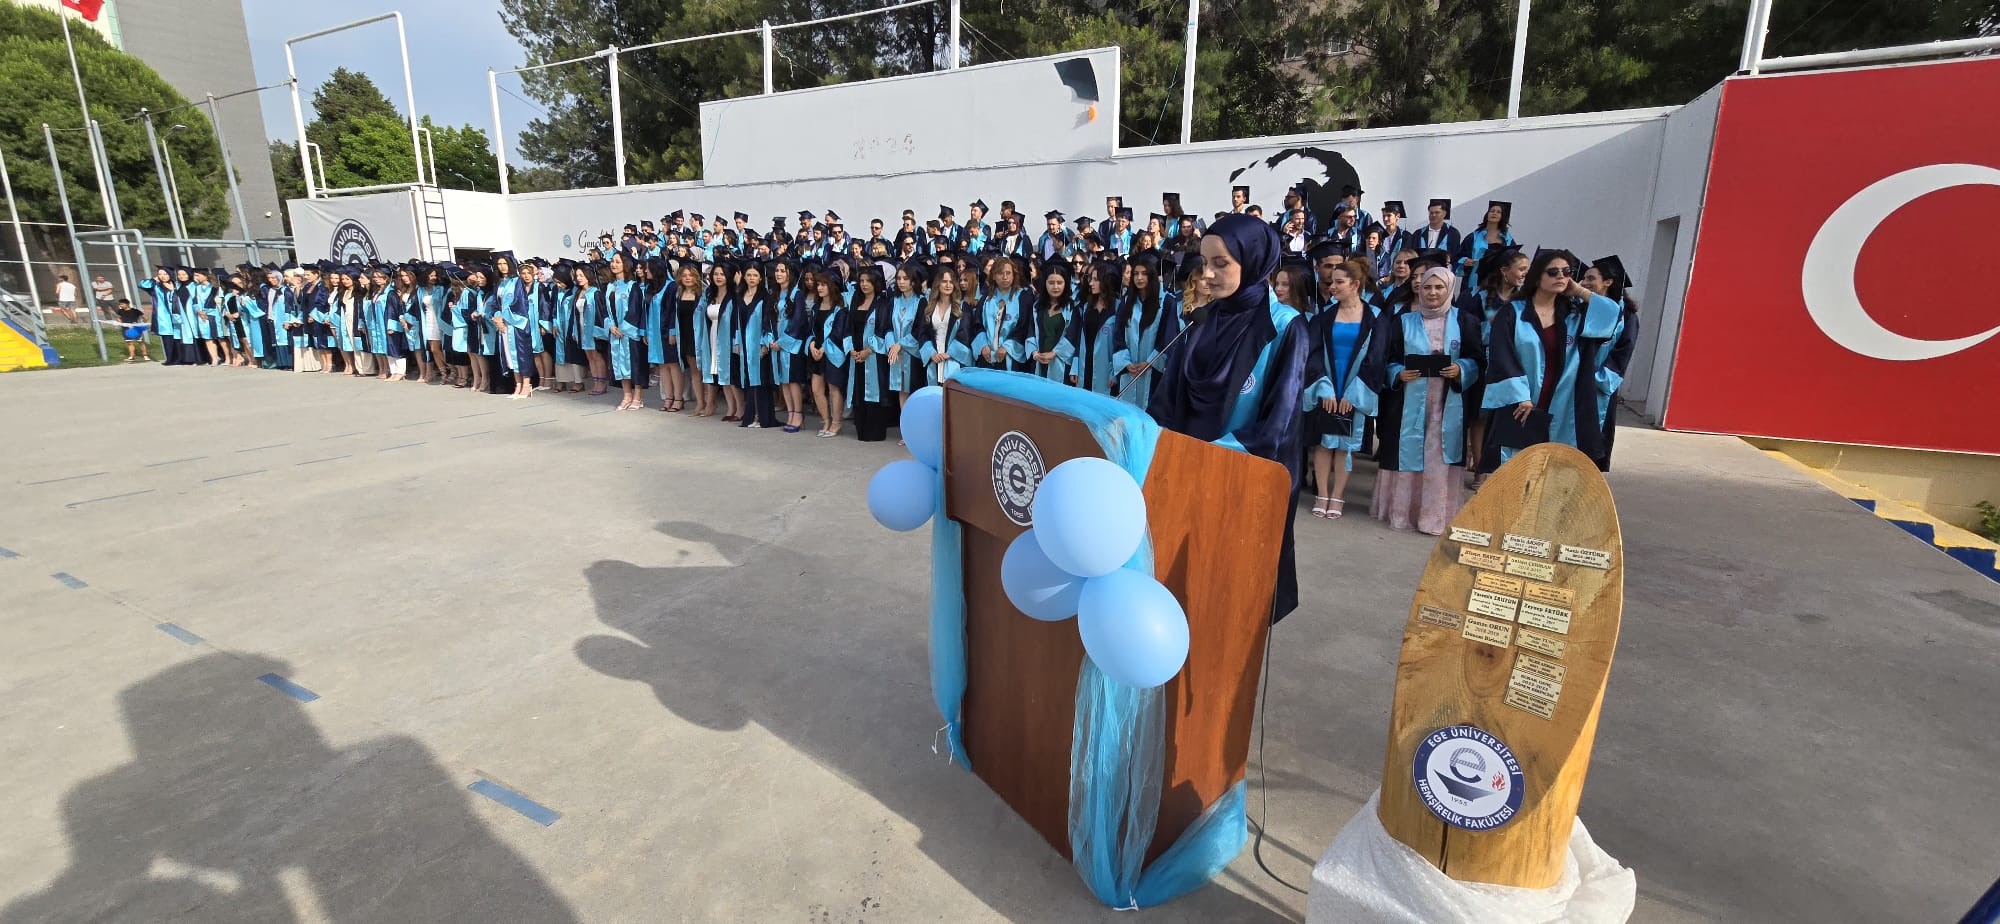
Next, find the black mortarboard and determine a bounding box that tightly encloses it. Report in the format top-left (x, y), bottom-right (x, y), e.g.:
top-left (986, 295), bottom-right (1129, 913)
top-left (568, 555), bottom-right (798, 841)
top-left (797, 210), bottom-right (815, 222)
top-left (1414, 248), bottom-right (1452, 270)
top-left (1306, 239), bottom-right (1347, 264)
top-left (1053, 57), bottom-right (1100, 104)
top-left (772, 217), bottom-right (786, 229)
top-left (1233, 185), bottom-right (1250, 197)
top-left (670, 209), bottom-right (685, 220)
top-left (1044, 209), bottom-right (1064, 221)
top-left (1362, 222), bottom-right (1386, 237)
top-left (734, 211), bottom-right (748, 222)
top-left (1076, 216), bottom-right (1095, 228)
top-left (1383, 200), bottom-right (1406, 217)
top-left (1148, 212), bottom-right (1166, 224)
top-left (1590, 254), bottom-right (1630, 289)
top-left (1486, 200), bottom-right (1513, 224)
top-left (640, 220), bottom-right (655, 229)
top-left (691, 213), bottom-right (705, 224)
top-left (970, 199), bottom-right (988, 211)
top-left (938, 204), bottom-right (955, 219)
top-left (1162, 192), bottom-right (1181, 205)
top-left (1340, 184), bottom-right (1363, 198)
top-left (1281, 255), bottom-right (1311, 272)
top-left (1477, 245), bottom-right (1524, 280)
top-left (1116, 207), bottom-right (1134, 221)
top-left (825, 210), bottom-right (841, 222)
top-left (1428, 198), bottom-right (1451, 217)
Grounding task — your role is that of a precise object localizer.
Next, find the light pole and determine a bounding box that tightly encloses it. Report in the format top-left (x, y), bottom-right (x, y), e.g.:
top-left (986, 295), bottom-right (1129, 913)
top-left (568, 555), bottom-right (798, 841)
top-left (163, 124), bottom-right (193, 264)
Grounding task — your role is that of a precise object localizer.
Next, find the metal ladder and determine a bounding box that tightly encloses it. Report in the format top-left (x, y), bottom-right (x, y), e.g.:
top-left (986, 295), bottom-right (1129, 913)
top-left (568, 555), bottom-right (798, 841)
top-left (416, 185), bottom-right (452, 262)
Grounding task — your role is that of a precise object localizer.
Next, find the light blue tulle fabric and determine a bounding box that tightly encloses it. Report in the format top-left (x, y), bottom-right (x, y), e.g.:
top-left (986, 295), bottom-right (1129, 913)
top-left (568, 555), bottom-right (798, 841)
top-left (934, 369), bottom-right (1248, 908)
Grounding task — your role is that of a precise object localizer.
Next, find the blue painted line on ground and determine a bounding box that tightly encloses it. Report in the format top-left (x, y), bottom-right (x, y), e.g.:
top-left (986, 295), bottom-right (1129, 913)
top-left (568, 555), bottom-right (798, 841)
top-left (65, 489), bottom-right (155, 509)
top-left (295, 455), bottom-right (350, 466)
top-left (0, 546), bottom-right (17, 559)
top-left (521, 419), bottom-right (558, 428)
top-left (579, 408), bottom-right (614, 417)
top-left (203, 469), bottom-right (266, 483)
top-left (458, 411), bottom-right (496, 419)
top-left (392, 420), bottom-right (435, 429)
top-left (156, 623), bottom-right (204, 645)
top-left (51, 572), bottom-right (87, 589)
top-left (256, 673), bottom-right (320, 703)
top-left (468, 779), bottom-right (561, 827)
top-left (320, 432), bottom-right (364, 441)
top-left (379, 442), bottom-right (425, 452)
top-left (23, 472), bottom-right (107, 486)
top-left (144, 455), bottom-right (208, 467)
top-left (236, 442), bottom-right (290, 453)
top-left (451, 430), bottom-right (493, 439)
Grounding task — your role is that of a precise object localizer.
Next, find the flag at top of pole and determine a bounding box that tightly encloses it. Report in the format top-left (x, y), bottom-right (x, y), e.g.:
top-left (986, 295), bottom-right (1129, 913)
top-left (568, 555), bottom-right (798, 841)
top-left (61, 0), bottom-right (105, 22)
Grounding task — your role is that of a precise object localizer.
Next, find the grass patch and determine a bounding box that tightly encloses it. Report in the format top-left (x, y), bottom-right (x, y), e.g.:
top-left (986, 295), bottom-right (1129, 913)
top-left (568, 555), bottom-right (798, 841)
top-left (46, 324), bottom-right (120, 368)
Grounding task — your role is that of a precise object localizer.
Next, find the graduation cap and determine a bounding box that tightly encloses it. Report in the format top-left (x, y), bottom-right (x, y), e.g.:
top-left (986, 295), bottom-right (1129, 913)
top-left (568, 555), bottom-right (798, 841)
top-left (640, 220), bottom-right (655, 230)
top-left (1076, 216), bottom-right (1095, 229)
top-left (1280, 255), bottom-right (1311, 272)
top-left (970, 199), bottom-right (988, 212)
top-left (1486, 200), bottom-right (1513, 225)
top-left (771, 217), bottom-right (787, 229)
top-left (1340, 183), bottom-right (1364, 198)
top-left (1381, 200), bottom-right (1406, 218)
top-left (1148, 212), bottom-right (1167, 224)
top-left (1161, 192), bottom-right (1182, 206)
top-left (669, 209), bottom-right (685, 220)
top-left (1307, 239), bottom-right (1348, 264)
top-left (1053, 57), bottom-right (1100, 105)
top-left (1590, 254), bottom-right (1630, 289)
top-left (1428, 198), bottom-right (1451, 218)
top-left (1044, 209), bottom-right (1065, 221)
top-left (825, 210), bottom-right (841, 223)
top-left (938, 204), bottom-right (955, 219)
top-left (734, 211), bottom-right (749, 222)
top-left (1477, 245), bottom-right (1524, 280)
top-left (1413, 248), bottom-right (1452, 271)
top-left (1233, 184), bottom-right (1250, 198)
top-left (1116, 207), bottom-right (1134, 222)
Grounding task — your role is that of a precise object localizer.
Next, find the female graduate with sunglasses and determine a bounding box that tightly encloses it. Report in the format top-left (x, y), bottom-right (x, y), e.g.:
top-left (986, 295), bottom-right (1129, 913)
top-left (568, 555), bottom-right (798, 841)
top-left (1146, 213), bottom-right (1312, 621)
top-left (1480, 248), bottom-right (1631, 472)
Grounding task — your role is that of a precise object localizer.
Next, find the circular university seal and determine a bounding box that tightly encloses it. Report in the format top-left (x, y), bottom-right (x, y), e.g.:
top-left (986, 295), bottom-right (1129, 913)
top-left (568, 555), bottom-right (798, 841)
top-left (1412, 725), bottom-right (1526, 830)
top-left (990, 430), bottom-right (1045, 527)
top-left (329, 219), bottom-right (379, 265)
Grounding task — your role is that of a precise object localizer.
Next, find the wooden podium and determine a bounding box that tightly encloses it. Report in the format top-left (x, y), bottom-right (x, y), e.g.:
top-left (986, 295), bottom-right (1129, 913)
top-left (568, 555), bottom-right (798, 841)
top-left (941, 381), bottom-right (1291, 862)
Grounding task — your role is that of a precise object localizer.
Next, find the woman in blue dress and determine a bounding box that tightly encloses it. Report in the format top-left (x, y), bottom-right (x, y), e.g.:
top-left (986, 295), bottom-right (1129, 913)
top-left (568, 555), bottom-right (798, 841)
top-left (1303, 257), bottom-right (1380, 520)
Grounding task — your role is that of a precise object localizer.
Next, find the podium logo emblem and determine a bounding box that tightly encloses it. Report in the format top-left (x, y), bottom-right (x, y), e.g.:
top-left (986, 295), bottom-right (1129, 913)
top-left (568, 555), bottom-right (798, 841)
top-left (1412, 724), bottom-right (1525, 830)
top-left (991, 430), bottom-right (1045, 526)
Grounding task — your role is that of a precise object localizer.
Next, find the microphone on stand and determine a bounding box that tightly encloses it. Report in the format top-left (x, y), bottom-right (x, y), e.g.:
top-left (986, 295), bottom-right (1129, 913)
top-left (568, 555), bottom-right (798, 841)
top-left (1111, 315), bottom-right (1200, 399)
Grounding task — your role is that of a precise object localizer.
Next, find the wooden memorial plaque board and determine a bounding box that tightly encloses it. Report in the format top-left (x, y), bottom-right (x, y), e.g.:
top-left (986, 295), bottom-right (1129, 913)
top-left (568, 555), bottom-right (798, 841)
top-left (1377, 443), bottom-right (1624, 888)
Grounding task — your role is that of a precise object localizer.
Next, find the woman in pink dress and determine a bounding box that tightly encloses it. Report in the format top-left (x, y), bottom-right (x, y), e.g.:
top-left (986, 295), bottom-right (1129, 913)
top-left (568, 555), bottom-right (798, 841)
top-left (1366, 266), bottom-right (1485, 534)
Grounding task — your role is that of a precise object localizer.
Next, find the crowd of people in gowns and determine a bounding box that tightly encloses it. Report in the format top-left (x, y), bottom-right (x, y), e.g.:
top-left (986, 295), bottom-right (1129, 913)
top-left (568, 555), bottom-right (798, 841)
top-left (132, 187), bottom-right (1637, 538)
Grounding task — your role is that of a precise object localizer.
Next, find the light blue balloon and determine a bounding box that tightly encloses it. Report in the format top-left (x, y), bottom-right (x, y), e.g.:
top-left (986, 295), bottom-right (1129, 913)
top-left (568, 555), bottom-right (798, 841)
top-left (867, 459), bottom-right (935, 532)
top-left (901, 385), bottom-right (946, 470)
top-left (1077, 569), bottom-right (1190, 689)
top-left (1001, 528), bottom-right (1084, 621)
top-left (1030, 457), bottom-right (1147, 578)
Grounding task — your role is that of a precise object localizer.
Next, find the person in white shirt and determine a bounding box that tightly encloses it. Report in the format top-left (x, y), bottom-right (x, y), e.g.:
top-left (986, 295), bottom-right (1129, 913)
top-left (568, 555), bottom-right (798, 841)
top-left (54, 275), bottom-right (79, 322)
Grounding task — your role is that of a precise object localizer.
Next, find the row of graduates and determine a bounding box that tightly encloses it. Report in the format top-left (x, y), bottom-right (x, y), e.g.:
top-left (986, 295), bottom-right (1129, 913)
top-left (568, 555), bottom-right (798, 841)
top-left (1295, 239), bottom-right (1638, 533)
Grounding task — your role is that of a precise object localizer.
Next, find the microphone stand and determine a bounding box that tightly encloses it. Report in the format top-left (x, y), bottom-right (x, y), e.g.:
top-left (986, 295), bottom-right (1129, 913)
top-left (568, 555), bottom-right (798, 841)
top-left (1110, 313), bottom-right (1200, 398)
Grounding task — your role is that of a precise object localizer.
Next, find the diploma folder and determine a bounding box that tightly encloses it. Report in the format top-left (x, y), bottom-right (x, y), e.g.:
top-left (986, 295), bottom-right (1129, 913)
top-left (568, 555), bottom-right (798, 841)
top-left (1403, 353), bottom-right (1452, 377)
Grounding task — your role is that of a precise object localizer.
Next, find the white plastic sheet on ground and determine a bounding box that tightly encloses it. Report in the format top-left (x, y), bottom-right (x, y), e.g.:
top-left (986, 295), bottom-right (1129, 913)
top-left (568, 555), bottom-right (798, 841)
top-left (1306, 791), bottom-right (1635, 924)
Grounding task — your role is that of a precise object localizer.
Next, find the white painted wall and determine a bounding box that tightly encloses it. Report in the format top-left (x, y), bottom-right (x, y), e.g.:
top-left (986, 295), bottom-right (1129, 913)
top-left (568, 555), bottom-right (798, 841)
top-left (287, 191), bottom-right (422, 264)
top-left (1635, 82), bottom-right (1724, 421)
top-left (440, 188), bottom-right (513, 253)
top-left (699, 48), bottom-right (1120, 185)
top-left (505, 108), bottom-right (1675, 283)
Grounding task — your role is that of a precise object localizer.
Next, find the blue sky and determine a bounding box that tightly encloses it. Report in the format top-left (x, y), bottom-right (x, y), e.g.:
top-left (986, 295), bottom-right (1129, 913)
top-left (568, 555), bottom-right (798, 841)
top-left (243, 0), bottom-right (542, 158)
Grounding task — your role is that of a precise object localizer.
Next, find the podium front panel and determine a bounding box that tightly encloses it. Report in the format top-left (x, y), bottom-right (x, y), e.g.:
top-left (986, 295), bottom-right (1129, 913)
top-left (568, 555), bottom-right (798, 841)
top-left (943, 382), bottom-right (1292, 863)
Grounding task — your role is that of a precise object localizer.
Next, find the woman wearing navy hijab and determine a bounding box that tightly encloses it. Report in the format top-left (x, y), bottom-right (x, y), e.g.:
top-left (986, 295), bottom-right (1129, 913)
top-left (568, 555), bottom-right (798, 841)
top-left (1146, 213), bottom-right (1311, 621)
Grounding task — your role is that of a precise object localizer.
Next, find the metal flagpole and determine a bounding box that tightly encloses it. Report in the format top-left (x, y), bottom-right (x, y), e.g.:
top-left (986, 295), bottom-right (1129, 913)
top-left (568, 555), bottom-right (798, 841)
top-left (489, 69), bottom-right (509, 196)
top-left (761, 21), bottom-right (774, 95)
top-left (206, 94), bottom-right (257, 265)
top-left (1180, 0), bottom-right (1199, 145)
top-left (44, 123), bottom-right (107, 362)
top-left (606, 46), bottom-right (626, 186)
top-left (0, 145), bottom-right (47, 342)
top-left (1507, 0), bottom-right (1532, 119)
top-left (948, 0), bottom-right (961, 68)
top-left (141, 112), bottom-right (191, 263)
top-left (85, 119), bottom-right (127, 353)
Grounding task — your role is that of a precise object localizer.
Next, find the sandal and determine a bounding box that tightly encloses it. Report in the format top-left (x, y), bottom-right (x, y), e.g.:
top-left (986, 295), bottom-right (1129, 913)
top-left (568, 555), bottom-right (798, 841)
top-left (1326, 498), bottom-right (1345, 519)
top-left (1312, 496), bottom-right (1332, 518)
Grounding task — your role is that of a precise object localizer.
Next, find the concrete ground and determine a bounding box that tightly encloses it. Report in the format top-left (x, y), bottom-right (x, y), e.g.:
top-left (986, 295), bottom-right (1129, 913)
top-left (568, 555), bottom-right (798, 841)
top-left (1, 363), bottom-right (1995, 924)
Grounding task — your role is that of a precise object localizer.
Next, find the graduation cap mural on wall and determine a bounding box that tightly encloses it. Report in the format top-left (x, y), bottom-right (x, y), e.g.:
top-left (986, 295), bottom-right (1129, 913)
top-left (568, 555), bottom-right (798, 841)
top-left (1053, 57), bottom-right (1101, 126)
top-left (1227, 147), bottom-right (1363, 242)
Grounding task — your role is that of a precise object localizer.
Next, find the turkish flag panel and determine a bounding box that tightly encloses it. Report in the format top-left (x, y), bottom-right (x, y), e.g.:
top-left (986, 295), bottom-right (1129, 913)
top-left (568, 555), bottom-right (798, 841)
top-left (1668, 58), bottom-right (2000, 455)
top-left (61, 0), bottom-right (105, 22)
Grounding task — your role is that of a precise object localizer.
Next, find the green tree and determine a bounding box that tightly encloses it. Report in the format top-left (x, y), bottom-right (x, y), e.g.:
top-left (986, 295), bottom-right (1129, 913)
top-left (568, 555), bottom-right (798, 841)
top-left (0, 3), bottom-right (229, 235)
top-left (271, 70), bottom-right (504, 199)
